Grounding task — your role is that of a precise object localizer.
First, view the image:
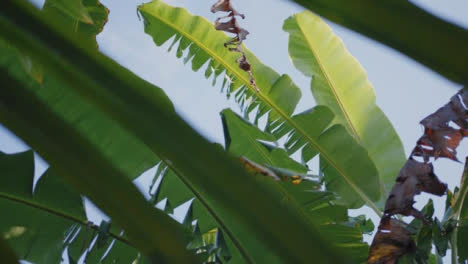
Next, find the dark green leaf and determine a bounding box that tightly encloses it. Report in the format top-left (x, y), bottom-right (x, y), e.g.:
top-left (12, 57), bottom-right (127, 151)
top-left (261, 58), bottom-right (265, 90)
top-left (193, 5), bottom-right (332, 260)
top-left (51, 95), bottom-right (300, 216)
top-left (0, 151), bottom-right (138, 263)
top-left (448, 158), bottom-right (468, 262)
top-left (432, 218), bottom-right (448, 257)
top-left (0, 59), bottom-right (196, 263)
top-left (42, 0), bottom-right (109, 49)
top-left (347, 215), bottom-right (375, 235)
top-left (221, 108), bottom-right (369, 263)
top-left (43, 0), bottom-right (93, 24)
top-left (0, 1), bottom-right (343, 263)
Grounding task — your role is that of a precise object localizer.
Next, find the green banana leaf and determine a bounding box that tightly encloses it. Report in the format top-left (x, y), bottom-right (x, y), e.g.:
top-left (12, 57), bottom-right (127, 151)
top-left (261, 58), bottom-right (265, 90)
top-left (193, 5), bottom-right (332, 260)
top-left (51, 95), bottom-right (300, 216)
top-left (1, 1), bottom-right (191, 261)
top-left (0, 1), bottom-right (342, 263)
top-left (284, 11), bottom-right (406, 197)
top-left (0, 11), bottom-right (255, 264)
top-left (43, 0), bottom-right (93, 24)
top-left (151, 167), bottom-right (216, 233)
top-left (222, 109), bottom-right (307, 173)
top-left (138, 0), bottom-right (383, 213)
top-left (42, 0), bottom-right (109, 49)
top-left (221, 109), bottom-right (369, 263)
top-left (149, 164), bottom-right (243, 263)
top-left (1, 0), bottom-right (159, 181)
top-left (290, 0), bottom-right (468, 85)
top-left (0, 67), bottom-right (197, 263)
top-left (0, 151), bottom-right (140, 263)
top-left (28, 2), bottom-right (229, 261)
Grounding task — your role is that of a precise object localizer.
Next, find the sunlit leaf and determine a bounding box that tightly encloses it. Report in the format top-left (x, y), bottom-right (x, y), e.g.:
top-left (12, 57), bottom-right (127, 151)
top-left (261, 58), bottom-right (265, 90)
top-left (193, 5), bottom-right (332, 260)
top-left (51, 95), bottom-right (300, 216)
top-left (138, 0), bottom-right (382, 211)
top-left (284, 11), bottom-right (406, 198)
top-left (289, 0), bottom-right (468, 85)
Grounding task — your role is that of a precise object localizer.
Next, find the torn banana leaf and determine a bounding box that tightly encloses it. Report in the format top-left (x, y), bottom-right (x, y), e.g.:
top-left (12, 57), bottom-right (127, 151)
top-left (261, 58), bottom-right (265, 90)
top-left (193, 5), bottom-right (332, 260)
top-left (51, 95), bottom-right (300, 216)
top-left (221, 109), bottom-right (369, 263)
top-left (139, 0), bottom-right (383, 212)
top-left (0, 151), bottom-right (139, 263)
top-left (1, 1), bottom-right (342, 263)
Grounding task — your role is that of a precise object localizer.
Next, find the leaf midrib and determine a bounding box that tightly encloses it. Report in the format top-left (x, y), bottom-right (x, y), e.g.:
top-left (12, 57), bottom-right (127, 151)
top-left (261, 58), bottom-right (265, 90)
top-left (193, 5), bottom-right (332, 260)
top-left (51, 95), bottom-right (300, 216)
top-left (0, 192), bottom-right (132, 246)
top-left (295, 15), bottom-right (362, 145)
top-left (144, 7), bottom-right (382, 217)
top-left (294, 17), bottom-right (388, 199)
top-left (161, 161), bottom-right (254, 264)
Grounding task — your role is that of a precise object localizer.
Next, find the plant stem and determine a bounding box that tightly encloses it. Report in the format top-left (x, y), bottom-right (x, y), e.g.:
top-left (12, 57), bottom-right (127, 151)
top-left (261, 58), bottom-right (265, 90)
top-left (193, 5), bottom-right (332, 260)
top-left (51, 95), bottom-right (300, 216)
top-left (451, 228), bottom-right (458, 264)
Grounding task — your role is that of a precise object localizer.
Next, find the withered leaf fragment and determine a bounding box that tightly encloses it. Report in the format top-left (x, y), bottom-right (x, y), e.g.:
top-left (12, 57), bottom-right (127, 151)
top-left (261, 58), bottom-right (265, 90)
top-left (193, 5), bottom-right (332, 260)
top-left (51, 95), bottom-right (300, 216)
top-left (211, 0), bottom-right (258, 91)
top-left (415, 128), bottom-right (463, 161)
top-left (384, 159), bottom-right (446, 221)
top-left (240, 156), bottom-right (281, 181)
top-left (236, 55), bottom-right (250, 71)
top-left (214, 18), bottom-right (250, 46)
top-left (239, 156), bottom-right (307, 184)
top-left (369, 88), bottom-right (468, 263)
top-left (420, 89), bottom-right (468, 131)
top-left (215, 18), bottom-right (242, 35)
top-left (210, 0), bottom-right (245, 18)
top-left (368, 217), bottom-right (416, 264)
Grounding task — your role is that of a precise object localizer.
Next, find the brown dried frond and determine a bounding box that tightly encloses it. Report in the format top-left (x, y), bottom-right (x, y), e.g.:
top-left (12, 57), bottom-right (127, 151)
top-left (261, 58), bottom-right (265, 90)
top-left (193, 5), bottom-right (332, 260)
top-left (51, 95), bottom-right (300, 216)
top-left (368, 217), bottom-right (416, 264)
top-left (369, 89), bottom-right (468, 263)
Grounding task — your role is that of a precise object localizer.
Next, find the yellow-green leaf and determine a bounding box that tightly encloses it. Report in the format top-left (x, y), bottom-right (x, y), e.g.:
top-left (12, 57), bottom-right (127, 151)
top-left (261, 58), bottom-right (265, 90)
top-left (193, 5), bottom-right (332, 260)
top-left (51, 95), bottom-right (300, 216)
top-left (284, 11), bottom-right (406, 197)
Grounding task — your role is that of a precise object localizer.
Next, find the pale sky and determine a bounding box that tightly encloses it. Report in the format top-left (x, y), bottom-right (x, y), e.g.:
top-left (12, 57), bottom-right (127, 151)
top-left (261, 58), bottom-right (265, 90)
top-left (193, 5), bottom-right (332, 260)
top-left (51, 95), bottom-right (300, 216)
top-left (3, 0), bottom-right (468, 262)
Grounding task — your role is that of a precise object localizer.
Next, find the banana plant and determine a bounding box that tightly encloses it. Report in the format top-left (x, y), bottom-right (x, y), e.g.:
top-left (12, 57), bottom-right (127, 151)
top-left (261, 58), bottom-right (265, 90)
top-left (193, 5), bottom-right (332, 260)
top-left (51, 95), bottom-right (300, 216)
top-left (4, 0), bottom-right (460, 263)
top-left (0, 151), bottom-right (142, 263)
top-left (221, 108), bottom-right (370, 263)
top-left (138, 0), bottom-right (407, 215)
top-left (0, 0), bottom-right (343, 263)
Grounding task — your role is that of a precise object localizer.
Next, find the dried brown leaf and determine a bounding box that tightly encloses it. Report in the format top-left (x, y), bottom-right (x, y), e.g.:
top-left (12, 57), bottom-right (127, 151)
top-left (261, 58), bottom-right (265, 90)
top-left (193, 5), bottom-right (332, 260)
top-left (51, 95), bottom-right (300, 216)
top-left (214, 17), bottom-right (239, 34)
top-left (369, 89), bottom-right (467, 263)
top-left (211, 0), bottom-right (257, 91)
top-left (239, 156), bottom-right (307, 184)
top-left (384, 160), bottom-right (446, 221)
top-left (239, 156), bottom-right (281, 181)
top-left (211, 0), bottom-right (245, 18)
top-left (415, 128), bottom-right (463, 161)
top-left (421, 90), bottom-right (468, 131)
top-left (368, 217), bottom-right (416, 264)
top-left (236, 55), bottom-right (251, 71)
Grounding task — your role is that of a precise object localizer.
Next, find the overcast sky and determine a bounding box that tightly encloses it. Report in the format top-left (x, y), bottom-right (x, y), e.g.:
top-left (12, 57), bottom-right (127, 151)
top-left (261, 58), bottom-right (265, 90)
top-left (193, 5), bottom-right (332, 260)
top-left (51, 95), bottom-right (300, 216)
top-left (3, 0), bottom-right (468, 260)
